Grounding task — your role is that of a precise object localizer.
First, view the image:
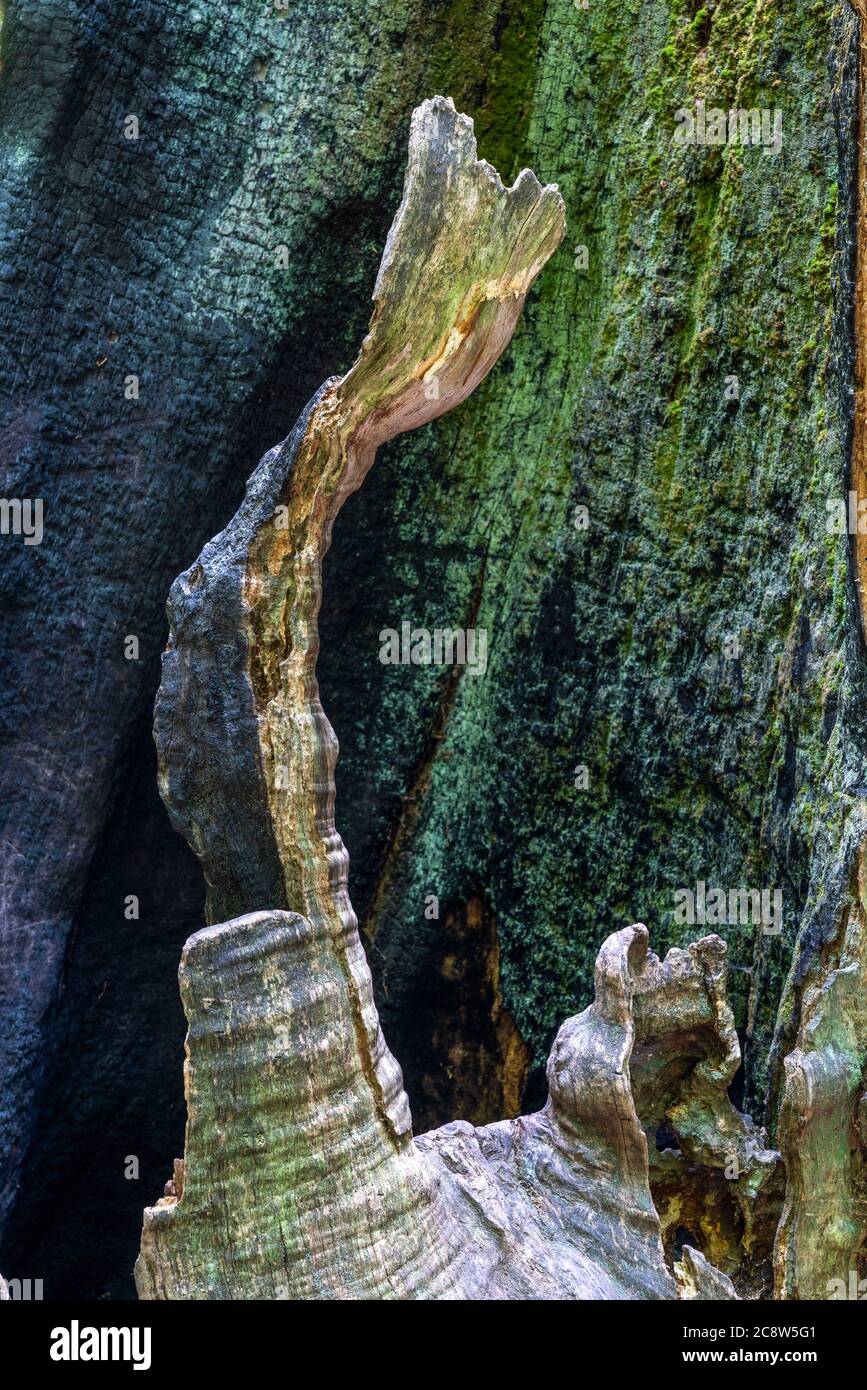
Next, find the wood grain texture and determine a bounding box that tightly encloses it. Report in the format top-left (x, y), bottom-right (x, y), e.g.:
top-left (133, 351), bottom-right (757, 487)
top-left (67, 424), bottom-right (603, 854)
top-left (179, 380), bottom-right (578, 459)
top-left (136, 914), bottom-right (755, 1298)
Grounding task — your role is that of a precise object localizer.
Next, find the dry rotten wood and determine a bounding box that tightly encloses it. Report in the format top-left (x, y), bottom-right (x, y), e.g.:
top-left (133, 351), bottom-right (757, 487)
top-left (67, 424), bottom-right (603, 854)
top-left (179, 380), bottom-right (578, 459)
top-left (137, 97), bottom-right (780, 1300)
top-left (148, 94), bottom-right (564, 1168)
top-left (152, 95), bottom-right (565, 935)
top-left (136, 916), bottom-right (753, 1298)
top-left (772, 841), bottom-right (867, 1299)
top-left (631, 933), bottom-right (782, 1285)
top-left (674, 1246), bottom-right (738, 1301)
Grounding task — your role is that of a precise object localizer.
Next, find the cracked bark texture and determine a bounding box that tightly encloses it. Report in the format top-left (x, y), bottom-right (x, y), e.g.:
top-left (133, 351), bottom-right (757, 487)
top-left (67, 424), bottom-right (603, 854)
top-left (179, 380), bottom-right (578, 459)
top-left (333, 1), bottom-right (867, 1140)
top-left (2, 0), bottom-right (867, 1301)
top-left (762, 0), bottom-right (867, 1301)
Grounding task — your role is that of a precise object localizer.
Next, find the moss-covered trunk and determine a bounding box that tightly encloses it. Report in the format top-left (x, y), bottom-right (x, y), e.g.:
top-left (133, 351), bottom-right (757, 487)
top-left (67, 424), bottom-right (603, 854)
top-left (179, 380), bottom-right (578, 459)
top-left (322, 0), bottom-right (866, 1134)
top-left (1, 0), bottom-right (864, 1296)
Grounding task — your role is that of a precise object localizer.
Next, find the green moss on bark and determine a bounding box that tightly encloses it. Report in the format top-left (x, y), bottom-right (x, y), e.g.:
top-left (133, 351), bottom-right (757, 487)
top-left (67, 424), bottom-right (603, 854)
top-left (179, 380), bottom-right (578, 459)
top-left (321, 0), bottom-right (862, 1122)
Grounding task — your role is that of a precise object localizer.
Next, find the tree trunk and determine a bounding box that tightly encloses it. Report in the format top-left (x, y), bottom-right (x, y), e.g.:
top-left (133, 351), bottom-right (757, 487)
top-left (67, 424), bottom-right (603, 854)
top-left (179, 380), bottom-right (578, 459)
top-left (1, 0), bottom-right (865, 1300)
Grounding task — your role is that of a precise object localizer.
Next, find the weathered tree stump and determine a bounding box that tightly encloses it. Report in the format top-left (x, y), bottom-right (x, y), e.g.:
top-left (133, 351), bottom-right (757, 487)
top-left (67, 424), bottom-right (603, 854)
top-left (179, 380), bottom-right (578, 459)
top-left (136, 98), bottom-right (784, 1300)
